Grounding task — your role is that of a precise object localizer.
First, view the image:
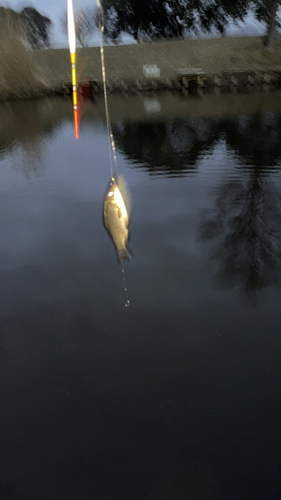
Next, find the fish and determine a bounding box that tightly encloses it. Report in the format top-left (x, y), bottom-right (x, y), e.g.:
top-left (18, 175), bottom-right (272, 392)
top-left (103, 175), bottom-right (132, 262)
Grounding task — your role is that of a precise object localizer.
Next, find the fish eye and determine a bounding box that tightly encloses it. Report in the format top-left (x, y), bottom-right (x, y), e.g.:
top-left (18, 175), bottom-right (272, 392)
top-left (108, 192), bottom-right (113, 197)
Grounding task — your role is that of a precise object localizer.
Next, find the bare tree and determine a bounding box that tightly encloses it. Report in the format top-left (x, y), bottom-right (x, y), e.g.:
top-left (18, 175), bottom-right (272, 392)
top-left (60, 6), bottom-right (98, 47)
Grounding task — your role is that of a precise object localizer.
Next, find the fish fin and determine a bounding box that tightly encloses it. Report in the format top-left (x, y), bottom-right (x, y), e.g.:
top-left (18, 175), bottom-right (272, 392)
top-left (118, 248), bottom-right (132, 262)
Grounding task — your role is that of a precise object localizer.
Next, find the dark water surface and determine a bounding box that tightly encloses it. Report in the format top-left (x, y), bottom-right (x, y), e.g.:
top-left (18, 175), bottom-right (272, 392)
top-left (1, 90), bottom-right (281, 499)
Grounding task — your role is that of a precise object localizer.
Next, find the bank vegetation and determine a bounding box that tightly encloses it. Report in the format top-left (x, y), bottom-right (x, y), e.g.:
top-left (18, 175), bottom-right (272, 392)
top-left (0, 7), bottom-right (51, 99)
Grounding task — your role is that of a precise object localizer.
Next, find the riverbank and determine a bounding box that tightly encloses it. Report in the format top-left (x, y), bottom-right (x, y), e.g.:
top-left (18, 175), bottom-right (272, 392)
top-left (2, 35), bottom-right (281, 99)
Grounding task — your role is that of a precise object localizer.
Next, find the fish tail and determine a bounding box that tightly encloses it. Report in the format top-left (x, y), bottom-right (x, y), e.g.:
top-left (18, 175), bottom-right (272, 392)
top-left (118, 248), bottom-right (132, 262)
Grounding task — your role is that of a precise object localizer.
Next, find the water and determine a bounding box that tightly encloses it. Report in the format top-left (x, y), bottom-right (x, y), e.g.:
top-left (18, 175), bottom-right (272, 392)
top-left (0, 90), bottom-right (281, 499)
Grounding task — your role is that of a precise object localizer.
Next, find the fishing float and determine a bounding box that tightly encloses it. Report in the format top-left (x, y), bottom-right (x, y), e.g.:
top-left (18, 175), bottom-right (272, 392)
top-left (67, 0), bottom-right (79, 139)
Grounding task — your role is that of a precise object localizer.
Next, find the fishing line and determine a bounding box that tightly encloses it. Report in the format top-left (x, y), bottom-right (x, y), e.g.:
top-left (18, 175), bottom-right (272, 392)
top-left (122, 266), bottom-right (131, 308)
top-left (97, 0), bottom-right (118, 180)
top-left (98, 1), bottom-right (130, 308)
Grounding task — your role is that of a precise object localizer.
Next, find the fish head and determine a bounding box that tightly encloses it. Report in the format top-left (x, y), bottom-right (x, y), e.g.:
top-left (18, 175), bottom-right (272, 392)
top-left (105, 180), bottom-right (117, 202)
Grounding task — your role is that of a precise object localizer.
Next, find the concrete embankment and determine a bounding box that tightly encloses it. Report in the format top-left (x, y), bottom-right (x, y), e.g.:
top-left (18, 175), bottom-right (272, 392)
top-left (31, 36), bottom-right (281, 95)
top-left (2, 36), bottom-right (281, 99)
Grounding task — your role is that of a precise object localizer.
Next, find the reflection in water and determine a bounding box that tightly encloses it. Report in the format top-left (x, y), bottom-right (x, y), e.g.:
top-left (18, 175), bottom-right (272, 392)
top-left (200, 167), bottom-right (281, 299)
top-left (1, 94), bottom-right (281, 295)
top-left (112, 118), bottom-right (215, 176)
top-left (199, 111), bottom-right (281, 299)
top-left (0, 99), bottom-right (65, 177)
top-left (222, 111), bottom-right (281, 171)
top-left (2, 94), bottom-right (281, 179)
top-left (103, 175), bottom-right (132, 263)
top-left (112, 110), bottom-right (281, 178)
top-left (110, 102), bottom-right (281, 299)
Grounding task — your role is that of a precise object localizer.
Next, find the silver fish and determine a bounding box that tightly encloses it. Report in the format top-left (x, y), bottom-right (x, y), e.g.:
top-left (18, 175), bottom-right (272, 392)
top-left (103, 176), bottom-right (132, 262)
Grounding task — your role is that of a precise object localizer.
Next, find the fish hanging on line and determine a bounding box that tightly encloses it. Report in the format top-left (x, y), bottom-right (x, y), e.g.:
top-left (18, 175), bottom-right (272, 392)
top-left (103, 175), bottom-right (132, 263)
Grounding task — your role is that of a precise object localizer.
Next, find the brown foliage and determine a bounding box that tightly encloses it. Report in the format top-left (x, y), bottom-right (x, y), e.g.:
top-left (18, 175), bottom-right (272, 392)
top-left (0, 9), bottom-right (46, 98)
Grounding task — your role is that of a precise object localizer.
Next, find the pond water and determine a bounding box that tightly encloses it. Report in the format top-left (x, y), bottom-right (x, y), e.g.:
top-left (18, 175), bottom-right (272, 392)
top-left (0, 89), bottom-right (281, 500)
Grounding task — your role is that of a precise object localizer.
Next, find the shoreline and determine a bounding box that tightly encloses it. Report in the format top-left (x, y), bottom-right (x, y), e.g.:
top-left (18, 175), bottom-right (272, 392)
top-left (1, 69), bottom-right (281, 102)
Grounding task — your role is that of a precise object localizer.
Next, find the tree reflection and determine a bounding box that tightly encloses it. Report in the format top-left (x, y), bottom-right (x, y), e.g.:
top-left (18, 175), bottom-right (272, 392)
top-left (0, 99), bottom-right (68, 177)
top-left (201, 173), bottom-right (281, 296)
top-left (112, 118), bottom-right (218, 176)
top-left (222, 111), bottom-right (281, 170)
top-left (113, 110), bottom-right (281, 178)
top-left (200, 112), bottom-right (281, 299)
